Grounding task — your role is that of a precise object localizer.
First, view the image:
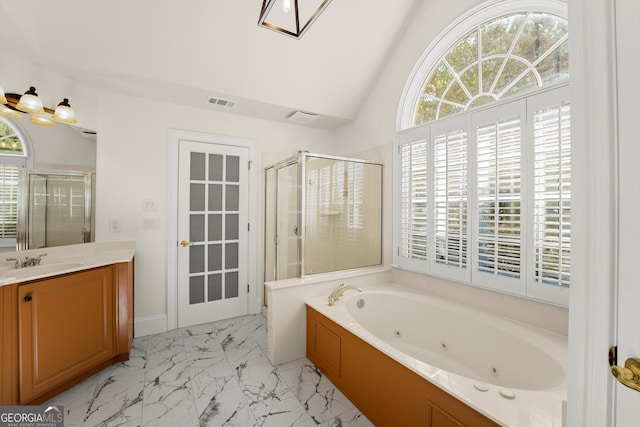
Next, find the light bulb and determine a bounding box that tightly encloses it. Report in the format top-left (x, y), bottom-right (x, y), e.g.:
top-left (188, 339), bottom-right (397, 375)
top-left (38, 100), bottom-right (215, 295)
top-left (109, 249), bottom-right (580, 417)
top-left (283, 0), bottom-right (291, 13)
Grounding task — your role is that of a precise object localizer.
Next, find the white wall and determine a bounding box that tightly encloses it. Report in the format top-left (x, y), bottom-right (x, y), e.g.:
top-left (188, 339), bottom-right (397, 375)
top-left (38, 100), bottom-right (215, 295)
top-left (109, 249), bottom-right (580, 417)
top-left (331, 0), bottom-right (570, 331)
top-left (3, 51), bottom-right (338, 327)
top-left (9, 118), bottom-right (96, 172)
top-left (331, 0), bottom-right (484, 272)
top-left (0, 51), bottom-right (99, 131)
top-left (94, 91), bottom-right (334, 321)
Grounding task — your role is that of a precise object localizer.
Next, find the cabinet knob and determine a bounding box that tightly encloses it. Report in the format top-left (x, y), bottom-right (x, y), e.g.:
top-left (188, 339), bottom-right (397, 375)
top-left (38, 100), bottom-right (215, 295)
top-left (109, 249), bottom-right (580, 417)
top-left (24, 295), bottom-right (32, 302)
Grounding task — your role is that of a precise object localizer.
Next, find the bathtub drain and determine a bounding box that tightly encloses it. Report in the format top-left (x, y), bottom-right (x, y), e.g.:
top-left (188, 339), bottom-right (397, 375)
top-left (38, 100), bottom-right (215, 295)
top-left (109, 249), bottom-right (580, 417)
top-left (356, 298), bottom-right (365, 309)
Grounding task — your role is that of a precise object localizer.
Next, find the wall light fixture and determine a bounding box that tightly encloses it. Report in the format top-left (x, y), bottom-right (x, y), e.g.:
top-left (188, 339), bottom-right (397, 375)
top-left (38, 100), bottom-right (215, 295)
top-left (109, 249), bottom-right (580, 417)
top-left (0, 85), bottom-right (78, 126)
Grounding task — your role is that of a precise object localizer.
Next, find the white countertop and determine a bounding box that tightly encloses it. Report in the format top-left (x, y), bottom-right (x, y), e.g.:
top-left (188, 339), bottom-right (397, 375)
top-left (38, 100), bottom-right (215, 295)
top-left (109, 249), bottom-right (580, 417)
top-left (0, 241), bottom-right (135, 287)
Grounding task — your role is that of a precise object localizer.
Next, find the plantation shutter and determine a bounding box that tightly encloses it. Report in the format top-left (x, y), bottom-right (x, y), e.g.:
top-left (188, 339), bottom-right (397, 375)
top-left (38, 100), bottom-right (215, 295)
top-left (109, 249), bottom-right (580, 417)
top-left (0, 164), bottom-right (19, 244)
top-left (330, 161), bottom-right (345, 240)
top-left (433, 129), bottom-right (468, 269)
top-left (476, 113), bottom-right (523, 282)
top-left (399, 136), bottom-right (428, 261)
top-left (533, 103), bottom-right (571, 288)
top-left (345, 162), bottom-right (364, 242)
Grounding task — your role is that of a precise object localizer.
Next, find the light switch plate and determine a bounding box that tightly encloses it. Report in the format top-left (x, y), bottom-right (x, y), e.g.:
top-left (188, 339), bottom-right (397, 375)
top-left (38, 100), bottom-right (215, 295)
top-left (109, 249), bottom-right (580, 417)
top-left (142, 199), bottom-right (158, 212)
top-left (142, 218), bottom-right (161, 230)
top-left (109, 218), bottom-right (122, 233)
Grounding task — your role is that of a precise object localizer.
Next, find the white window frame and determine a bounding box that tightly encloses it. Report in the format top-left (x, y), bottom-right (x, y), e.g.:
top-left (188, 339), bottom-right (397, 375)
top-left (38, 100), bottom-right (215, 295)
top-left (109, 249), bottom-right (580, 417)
top-left (394, 84), bottom-right (570, 305)
top-left (394, 0), bottom-right (570, 306)
top-left (0, 118), bottom-right (30, 248)
top-left (397, 0), bottom-right (568, 129)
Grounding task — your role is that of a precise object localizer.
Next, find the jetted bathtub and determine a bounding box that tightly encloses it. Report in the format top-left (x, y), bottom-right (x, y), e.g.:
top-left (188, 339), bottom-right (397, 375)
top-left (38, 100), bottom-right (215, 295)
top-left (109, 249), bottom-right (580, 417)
top-left (305, 283), bottom-right (567, 427)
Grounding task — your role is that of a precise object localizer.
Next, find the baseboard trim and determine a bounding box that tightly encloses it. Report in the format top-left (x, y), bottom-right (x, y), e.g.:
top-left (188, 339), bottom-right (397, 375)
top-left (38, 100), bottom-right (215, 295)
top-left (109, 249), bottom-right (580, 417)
top-left (134, 315), bottom-right (167, 337)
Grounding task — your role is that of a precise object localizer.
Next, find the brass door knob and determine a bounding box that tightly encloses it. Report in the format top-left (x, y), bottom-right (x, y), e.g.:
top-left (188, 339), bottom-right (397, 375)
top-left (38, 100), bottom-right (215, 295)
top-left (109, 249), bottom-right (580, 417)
top-left (180, 240), bottom-right (193, 247)
top-left (612, 357), bottom-right (640, 392)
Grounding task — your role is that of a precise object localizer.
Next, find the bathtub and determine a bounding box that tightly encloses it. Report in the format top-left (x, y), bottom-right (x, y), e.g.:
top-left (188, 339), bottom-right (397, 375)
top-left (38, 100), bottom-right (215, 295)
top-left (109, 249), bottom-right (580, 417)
top-left (305, 283), bottom-right (567, 427)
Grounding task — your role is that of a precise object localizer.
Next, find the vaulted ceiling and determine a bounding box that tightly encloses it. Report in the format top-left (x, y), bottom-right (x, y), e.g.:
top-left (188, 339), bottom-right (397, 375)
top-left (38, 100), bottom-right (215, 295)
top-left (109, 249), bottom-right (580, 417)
top-left (0, 1), bottom-right (421, 129)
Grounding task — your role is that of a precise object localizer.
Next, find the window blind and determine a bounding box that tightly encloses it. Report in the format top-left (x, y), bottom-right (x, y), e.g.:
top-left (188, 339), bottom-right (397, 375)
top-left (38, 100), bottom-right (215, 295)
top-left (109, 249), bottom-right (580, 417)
top-left (476, 117), bottom-right (522, 279)
top-left (533, 104), bottom-right (571, 288)
top-left (433, 129), bottom-right (468, 268)
top-left (345, 162), bottom-right (364, 242)
top-left (0, 164), bottom-right (19, 240)
top-left (399, 139), bottom-right (428, 260)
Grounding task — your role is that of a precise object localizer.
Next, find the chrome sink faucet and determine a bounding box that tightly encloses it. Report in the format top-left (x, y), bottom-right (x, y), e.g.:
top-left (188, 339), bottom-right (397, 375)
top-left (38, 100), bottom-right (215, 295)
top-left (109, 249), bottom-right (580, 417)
top-left (6, 253), bottom-right (47, 269)
top-left (328, 283), bottom-right (362, 306)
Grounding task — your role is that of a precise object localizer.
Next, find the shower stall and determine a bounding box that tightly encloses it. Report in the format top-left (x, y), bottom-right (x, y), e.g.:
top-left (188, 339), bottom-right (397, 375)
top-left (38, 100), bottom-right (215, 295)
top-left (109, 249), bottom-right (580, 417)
top-left (264, 152), bottom-right (382, 281)
top-left (17, 170), bottom-right (95, 250)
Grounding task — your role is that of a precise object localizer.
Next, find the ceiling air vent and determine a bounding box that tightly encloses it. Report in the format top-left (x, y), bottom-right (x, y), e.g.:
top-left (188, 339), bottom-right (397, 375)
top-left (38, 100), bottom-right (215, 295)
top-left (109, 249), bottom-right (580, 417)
top-left (287, 111), bottom-right (319, 124)
top-left (207, 96), bottom-right (238, 109)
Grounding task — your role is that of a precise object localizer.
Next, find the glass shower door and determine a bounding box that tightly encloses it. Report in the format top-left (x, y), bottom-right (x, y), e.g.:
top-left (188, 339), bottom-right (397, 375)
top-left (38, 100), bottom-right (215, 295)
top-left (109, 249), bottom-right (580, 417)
top-left (264, 161), bottom-right (301, 282)
top-left (18, 171), bottom-right (94, 250)
top-left (276, 163), bottom-right (300, 279)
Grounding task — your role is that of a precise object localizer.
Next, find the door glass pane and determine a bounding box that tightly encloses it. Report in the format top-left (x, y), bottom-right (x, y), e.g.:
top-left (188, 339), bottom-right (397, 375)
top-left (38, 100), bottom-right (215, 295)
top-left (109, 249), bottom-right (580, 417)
top-left (226, 184), bottom-right (239, 211)
top-left (209, 154), bottom-right (223, 181)
top-left (208, 243), bottom-right (222, 271)
top-left (189, 276), bottom-right (205, 304)
top-left (209, 184), bottom-right (223, 211)
top-left (225, 242), bottom-right (238, 269)
top-left (208, 214), bottom-right (222, 241)
top-left (189, 245), bottom-right (204, 273)
top-left (190, 214), bottom-right (205, 242)
top-left (191, 152), bottom-right (205, 180)
top-left (225, 271), bottom-right (239, 298)
top-left (190, 184), bottom-right (205, 211)
top-left (208, 274), bottom-right (222, 301)
top-left (226, 155), bottom-right (240, 182)
top-left (225, 214), bottom-right (239, 240)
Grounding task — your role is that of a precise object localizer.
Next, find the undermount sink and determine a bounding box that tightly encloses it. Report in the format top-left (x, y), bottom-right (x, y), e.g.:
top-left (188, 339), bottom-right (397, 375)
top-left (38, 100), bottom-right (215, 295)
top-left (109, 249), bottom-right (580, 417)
top-left (0, 262), bottom-right (85, 281)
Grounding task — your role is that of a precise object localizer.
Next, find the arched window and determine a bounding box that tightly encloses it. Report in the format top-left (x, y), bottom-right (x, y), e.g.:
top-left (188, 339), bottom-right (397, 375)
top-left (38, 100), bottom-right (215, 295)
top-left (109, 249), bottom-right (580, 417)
top-left (0, 118), bottom-right (28, 248)
top-left (394, 1), bottom-right (570, 306)
top-left (414, 12), bottom-right (568, 124)
top-left (0, 118), bottom-right (27, 156)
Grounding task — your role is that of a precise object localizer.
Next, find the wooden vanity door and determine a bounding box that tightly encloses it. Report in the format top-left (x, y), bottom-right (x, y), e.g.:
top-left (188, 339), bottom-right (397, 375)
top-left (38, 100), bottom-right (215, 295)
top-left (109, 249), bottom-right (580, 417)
top-left (18, 266), bottom-right (115, 402)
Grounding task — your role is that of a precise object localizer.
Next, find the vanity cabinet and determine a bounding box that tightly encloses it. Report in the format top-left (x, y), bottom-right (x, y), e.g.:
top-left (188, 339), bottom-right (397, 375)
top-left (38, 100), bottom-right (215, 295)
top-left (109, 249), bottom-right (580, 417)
top-left (306, 306), bottom-right (498, 427)
top-left (0, 262), bottom-right (134, 405)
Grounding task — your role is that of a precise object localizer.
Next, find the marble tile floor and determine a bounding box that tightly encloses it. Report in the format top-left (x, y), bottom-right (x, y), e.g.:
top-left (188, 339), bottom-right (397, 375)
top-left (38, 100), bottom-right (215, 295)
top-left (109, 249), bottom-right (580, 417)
top-left (46, 314), bottom-right (374, 427)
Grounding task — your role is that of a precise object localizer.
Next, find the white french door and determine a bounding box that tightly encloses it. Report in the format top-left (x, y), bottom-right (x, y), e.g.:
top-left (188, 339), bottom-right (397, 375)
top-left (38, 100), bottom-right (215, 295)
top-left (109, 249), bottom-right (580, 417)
top-left (176, 139), bottom-right (250, 327)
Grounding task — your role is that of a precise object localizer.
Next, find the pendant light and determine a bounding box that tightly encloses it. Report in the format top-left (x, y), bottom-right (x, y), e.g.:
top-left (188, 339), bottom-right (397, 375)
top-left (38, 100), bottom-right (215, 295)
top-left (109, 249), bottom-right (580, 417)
top-left (258, 0), bottom-right (333, 39)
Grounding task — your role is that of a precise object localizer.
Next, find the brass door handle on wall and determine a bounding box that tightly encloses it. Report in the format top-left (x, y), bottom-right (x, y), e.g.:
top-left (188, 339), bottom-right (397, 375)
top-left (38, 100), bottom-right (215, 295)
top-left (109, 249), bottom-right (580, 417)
top-left (180, 240), bottom-right (193, 247)
top-left (612, 357), bottom-right (640, 392)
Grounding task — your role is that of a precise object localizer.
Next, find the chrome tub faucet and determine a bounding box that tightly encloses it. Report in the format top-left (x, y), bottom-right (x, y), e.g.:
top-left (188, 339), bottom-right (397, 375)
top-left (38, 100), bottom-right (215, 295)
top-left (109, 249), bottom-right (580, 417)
top-left (328, 283), bottom-right (363, 306)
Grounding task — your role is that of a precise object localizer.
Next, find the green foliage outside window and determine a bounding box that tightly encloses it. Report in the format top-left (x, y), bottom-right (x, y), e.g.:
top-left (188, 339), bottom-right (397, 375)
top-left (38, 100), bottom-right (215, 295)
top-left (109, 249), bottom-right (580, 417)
top-left (415, 12), bottom-right (569, 125)
top-left (0, 120), bottom-right (24, 155)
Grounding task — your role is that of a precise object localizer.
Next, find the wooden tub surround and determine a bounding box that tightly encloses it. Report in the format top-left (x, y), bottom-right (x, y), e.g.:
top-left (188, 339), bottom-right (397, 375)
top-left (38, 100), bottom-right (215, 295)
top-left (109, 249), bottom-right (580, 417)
top-left (306, 305), bottom-right (499, 427)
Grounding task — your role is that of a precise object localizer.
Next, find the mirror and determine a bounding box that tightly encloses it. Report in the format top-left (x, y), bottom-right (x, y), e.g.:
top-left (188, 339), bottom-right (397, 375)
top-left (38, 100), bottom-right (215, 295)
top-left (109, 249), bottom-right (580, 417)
top-left (0, 117), bottom-right (96, 252)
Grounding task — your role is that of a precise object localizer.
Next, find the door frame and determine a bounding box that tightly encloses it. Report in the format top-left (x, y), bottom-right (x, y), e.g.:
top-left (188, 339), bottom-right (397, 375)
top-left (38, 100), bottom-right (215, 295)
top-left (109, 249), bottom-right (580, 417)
top-left (567, 0), bottom-right (619, 425)
top-left (167, 129), bottom-right (259, 331)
